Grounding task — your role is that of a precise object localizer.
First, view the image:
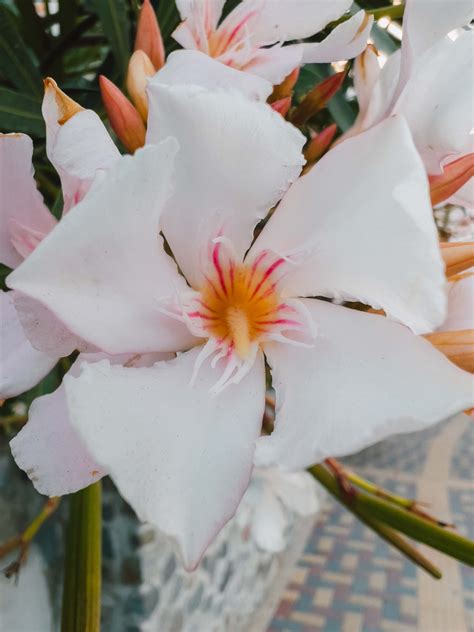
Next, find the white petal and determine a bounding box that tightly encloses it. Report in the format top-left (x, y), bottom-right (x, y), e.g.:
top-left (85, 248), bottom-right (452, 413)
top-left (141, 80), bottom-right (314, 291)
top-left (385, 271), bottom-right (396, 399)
top-left (150, 49), bottom-right (272, 100)
top-left (302, 11), bottom-right (374, 64)
top-left (226, 0), bottom-right (352, 46)
top-left (358, 49), bottom-right (401, 130)
top-left (64, 347), bottom-right (266, 569)
top-left (0, 134), bottom-right (56, 269)
top-left (353, 45), bottom-right (381, 122)
top-left (401, 0), bottom-right (473, 81)
top-left (13, 292), bottom-right (96, 357)
top-left (176, 0), bottom-right (225, 28)
top-left (43, 90), bottom-right (119, 212)
top-left (0, 290), bottom-right (57, 399)
top-left (241, 43), bottom-right (303, 84)
top-left (251, 116), bottom-right (446, 334)
top-left (250, 485), bottom-right (287, 552)
top-left (9, 350), bottom-right (172, 497)
top-left (394, 31), bottom-right (474, 173)
top-left (10, 360), bottom-right (104, 497)
top-left (8, 141), bottom-right (196, 354)
top-left (256, 299), bottom-right (474, 469)
top-left (146, 83), bottom-right (305, 288)
top-left (440, 273), bottom-right (474, 332)
top-left (264, 468), bottom-right (321, 516)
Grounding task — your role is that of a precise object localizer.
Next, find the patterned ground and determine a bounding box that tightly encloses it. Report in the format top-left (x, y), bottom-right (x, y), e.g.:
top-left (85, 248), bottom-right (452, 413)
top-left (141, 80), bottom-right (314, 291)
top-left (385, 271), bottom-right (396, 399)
top-left (267, 415), bottom-right (474, 632)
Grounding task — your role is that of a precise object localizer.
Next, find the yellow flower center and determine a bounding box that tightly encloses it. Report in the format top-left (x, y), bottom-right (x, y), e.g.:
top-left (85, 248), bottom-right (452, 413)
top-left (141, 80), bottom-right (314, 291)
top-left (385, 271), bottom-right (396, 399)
top-left (198, 260), bottom-right (283, 359)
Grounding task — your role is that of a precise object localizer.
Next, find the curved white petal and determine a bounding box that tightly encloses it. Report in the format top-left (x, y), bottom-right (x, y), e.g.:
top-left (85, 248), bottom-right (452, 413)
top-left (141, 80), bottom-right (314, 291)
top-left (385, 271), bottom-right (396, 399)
top-left (0, 290), bottom-right (57, 400)
top-left (256, 299), bottom-right (474, 469)
top-left (8, 141), bottom-right (196, 354)
top-left (13, 293), bottom-right (96, 357)
top-left (359, 48), bottom-right (401, 130)
top-left (352, 45), bottom-right (381, 126)
top-left (10, 369), bottom-right (104, 497)
top-left (302, 11), bottom-right (373, 64)
top-left (43, 88), bottom-right (119, 212)
top-left (150, 49), bottom-right (272, 100)
top-left (251, 116), bottom-right (446, 334)
top-left (400, 0), bottom-right (473, 86)
top-left (250, 485), bottom-right (287, 552)
top-left (394, 31), bottom-right (474, 174)
top-left (176, 0), bottom-right (225, 28)
top-left (264, 468), bottom-right (321, 516)
top-left (225, 0), bottom-right (352, 46)
top-left (0, 134), bottom-right (56, 269)
top-left (241, 43), bottom-right (303, 84)
top-left (146, 83), bottom-right (305, 288)
top-left (64, 347), bottom-right (266, 569)
top-left (440, 273), bottom-right (474, 332)
top-left (9, 351), bottom-right (173, 497)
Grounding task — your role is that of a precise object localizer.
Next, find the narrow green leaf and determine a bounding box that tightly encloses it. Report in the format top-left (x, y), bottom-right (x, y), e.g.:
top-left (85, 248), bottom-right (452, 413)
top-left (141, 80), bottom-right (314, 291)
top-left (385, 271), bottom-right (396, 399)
top-left (0, 5), bottom-right (42, 96)
top-left (0, 88), bottom-right (43, 136)
top-left (61, 482), bottom-right (102, 632)
top-left (92, 0), bottom-right (130, 81)
top-left (310, 465), bottom-right (474, 567)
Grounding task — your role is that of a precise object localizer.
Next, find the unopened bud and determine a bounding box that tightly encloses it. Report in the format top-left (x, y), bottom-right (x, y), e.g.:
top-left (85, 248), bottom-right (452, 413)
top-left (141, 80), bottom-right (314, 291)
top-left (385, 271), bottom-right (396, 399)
top-left (291, 71), bottom-right (345, 127)
top-left (269, 67), bottom-right (300, 102)
top-left (429, 153), bottom-right (474, 206)
top-left (135, 0), bottom-right (165, 71)
top-left (304, 124), bottom-right (337, 164)
top-left (127, 50), bottom-right (155, 121)
top-left (99, 75), bottom-right (146, 153)
top-left (270, 97), bottom-right (291, 117)
top-left (424, 329), bottom-right (474, 373)
top-left (441, 242), bottom-right (474, 277)
top-left (43, 77), bottom-right (83, 124)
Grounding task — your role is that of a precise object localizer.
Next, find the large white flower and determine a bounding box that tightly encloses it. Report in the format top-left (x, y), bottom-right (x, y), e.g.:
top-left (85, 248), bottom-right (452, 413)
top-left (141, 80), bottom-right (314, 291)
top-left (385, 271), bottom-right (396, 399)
top-left (172, 0), bottom-right (373, 83)
top-left (350, 0), bottom-right (473, 205)
top-left (0, 81), bottom-right (119, 399)
top-left (7, 61), bottom-right (473, 569)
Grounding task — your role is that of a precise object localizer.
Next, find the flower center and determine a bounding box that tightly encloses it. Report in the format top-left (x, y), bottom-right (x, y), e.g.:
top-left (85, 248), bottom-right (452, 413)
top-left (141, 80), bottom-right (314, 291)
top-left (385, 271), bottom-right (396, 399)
top-left (198, 258), bottom-right (283, 359)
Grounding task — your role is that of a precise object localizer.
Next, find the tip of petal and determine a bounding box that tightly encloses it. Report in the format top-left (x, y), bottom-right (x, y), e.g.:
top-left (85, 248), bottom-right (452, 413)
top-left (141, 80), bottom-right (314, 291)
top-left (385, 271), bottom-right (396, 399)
top-left (43, 77), bottom-right (84, 125)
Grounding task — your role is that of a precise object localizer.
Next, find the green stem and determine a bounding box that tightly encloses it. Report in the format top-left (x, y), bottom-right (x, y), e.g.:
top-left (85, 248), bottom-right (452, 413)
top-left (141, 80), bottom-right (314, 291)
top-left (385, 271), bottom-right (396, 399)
top-left (310, 465), bottom-right (474, 567)
top-left (61, 482), bottom-right (102, 632)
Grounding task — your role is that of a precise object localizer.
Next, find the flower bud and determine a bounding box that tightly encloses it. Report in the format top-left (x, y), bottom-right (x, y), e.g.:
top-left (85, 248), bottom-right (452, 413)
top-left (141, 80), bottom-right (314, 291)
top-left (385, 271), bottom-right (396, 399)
top-left (290, 71), bottom-right (345, 127)
top-left (43, 77), bottom-right (84, 124)
top-left (269, 67), bottom-right (300, 102)
top-left (441, 242), bottom-right (474, 277)
top-left (270, 97), bottom-right (291, 117)
top-left (127, 50), bottom-right (155, 121)
top-left (424, 329), bottom-right (474, 373)
top-left (135, 0), bottom-right (165, 71)
top-left (304, 124), bottom-right (337, 164)
top-left (99, 75), bottom-right (146, 153)
top-left (429, 153), bottom-right (474, 206)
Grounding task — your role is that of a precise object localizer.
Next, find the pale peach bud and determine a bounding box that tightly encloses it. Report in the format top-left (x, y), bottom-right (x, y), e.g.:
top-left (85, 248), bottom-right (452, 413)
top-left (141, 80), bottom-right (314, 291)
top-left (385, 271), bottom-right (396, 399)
top-left (440, 242), bottom-right (474, 277)
top-left (126, 50), bottom-right (155, 121)
top-left (135, 0), bottom-right (165, 70)
top-left (99, 75), bottom-right (146, 153)
top-left (424, 329), bottom-right (474, 373)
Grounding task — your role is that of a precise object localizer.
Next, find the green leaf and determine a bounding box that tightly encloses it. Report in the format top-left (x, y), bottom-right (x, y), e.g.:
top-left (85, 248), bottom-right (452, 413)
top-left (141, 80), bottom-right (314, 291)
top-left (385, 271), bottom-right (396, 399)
top-left (92, 0), bottom-right (130, 81)
top-left (61, 482), bottom-right (102, 632)
top-left (157, 0), bottom-right (181, 43)
top-left (0, 5), bottom-right (42, 96)
top-left (0, 87), bottom-right (43, 136)
top-left (310, 465), bottom-right (474, 567)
